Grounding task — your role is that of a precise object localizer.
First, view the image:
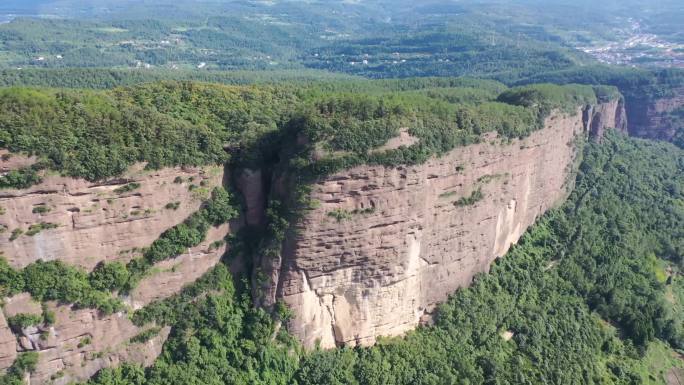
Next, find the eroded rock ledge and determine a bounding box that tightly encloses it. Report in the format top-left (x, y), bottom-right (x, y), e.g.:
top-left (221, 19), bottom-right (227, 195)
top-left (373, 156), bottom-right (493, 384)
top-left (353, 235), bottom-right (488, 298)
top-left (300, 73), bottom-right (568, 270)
top-left (252, 101), bottom-right (626, 348)
top-left (0, 164), bottom-right (231, 384)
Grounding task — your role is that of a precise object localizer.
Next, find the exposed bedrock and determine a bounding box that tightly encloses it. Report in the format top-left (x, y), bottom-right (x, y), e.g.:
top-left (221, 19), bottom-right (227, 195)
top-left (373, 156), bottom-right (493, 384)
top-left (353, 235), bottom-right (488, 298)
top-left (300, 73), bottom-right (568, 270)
top-left (253, 102), bottom-right (625, 349)
top-left (3, 293), bottom-right (170, 385)
top-left (0, 163), bottom-right (224, 270)
top-left (0, 163), bottom-right (232, 383)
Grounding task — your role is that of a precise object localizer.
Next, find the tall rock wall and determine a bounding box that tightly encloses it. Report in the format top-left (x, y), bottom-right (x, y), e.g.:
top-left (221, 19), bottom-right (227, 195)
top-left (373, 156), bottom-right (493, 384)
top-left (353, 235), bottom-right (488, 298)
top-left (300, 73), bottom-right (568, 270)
top-left (0, 97), bottom-right (628, 382)
top-left (626, 87), bottom-right (684, 142)
top-left (269, 102), bottom-right (625, 348)
top-left (0, 163), bottom-right (232, 383)
top-left (0, 164), bottom-right (224, 270)
top-left (4, 294), bottom-right (170, 385)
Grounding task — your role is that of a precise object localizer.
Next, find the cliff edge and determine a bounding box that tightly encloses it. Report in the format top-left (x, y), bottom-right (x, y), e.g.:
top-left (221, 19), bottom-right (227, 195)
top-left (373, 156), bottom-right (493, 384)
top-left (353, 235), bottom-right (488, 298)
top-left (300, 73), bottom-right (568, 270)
top-left (255, 100), bottom-right (625, 348)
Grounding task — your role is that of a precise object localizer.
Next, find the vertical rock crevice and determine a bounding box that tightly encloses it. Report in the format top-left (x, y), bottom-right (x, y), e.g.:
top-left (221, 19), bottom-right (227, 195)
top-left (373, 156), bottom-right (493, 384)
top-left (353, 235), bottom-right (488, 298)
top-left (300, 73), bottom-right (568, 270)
top-left (251, 103), bottom-right (627, 349)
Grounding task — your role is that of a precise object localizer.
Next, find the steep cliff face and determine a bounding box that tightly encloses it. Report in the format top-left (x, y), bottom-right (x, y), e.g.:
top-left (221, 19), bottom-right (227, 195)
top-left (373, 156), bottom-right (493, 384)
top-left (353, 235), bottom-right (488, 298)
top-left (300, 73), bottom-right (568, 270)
top-left (0, 163), bottom-right (223, 270)
top-left (0, 312), bottom-right (15, 371)
top-left (0, 164), bottom-right (231, 383)
top-left (585, 98), bottom-right (628, 138)
top-left (0, 93), bottom-right (628, 382)
top-left (266, 102), bottom-right (625, 348)
top-left (2, 293), bottom-right (170, 385)
top-left (625, 87), bottom-right (684, 142)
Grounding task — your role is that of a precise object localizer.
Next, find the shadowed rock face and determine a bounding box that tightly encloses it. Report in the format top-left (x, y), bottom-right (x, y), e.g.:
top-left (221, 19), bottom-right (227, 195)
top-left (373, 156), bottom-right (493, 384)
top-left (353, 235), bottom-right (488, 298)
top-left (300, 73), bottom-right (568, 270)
top-left (257, 102), bottom-right (625, 348)
top-left (626, 87), bottom-right (684, 142)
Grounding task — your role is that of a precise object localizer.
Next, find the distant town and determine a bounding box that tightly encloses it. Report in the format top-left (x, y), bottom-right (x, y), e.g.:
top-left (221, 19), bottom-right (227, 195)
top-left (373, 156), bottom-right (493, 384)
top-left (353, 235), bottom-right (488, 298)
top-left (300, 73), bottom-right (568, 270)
top-left (578, 18), bottom-right (684, 68)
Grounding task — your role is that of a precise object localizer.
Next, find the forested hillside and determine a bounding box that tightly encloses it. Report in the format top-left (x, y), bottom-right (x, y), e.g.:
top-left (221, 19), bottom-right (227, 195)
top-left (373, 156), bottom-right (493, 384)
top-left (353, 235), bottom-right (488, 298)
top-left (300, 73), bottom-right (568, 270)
top-left (1, 77), bottom-right (677, 384)
top-left (0, 80), bottom-right (607, 189)
top-left (0, 1), bottom-right (681, 383)
top-left (0, 0), bottom-right (680, 78)
top-left (55, 131), bottom-right (682, 385)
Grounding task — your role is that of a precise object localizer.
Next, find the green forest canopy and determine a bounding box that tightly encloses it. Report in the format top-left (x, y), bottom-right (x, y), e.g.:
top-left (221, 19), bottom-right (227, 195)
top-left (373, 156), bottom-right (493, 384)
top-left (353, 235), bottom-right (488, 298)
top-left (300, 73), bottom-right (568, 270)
top-left (0, 80), bottom-right (617, 187)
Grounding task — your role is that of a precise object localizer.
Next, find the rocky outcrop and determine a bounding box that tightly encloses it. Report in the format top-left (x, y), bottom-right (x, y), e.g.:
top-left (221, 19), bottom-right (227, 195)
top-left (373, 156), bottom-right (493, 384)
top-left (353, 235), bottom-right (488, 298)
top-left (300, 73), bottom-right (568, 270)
top-left (625, 87), bottom-right (684, 141)
top-left (261, 102), bottom-right (625, 348)
top-left (0, 163), bottom-right (233, 383)
top-left (0, 150), bottom-right (36, 173)
top-left (0, 220), bottom-right (230, 383)
top-left (0, 218), bottom-right (230, 383)
top-left (236, 169), bottom-right (266, 227)
top-left (585, 98), bottom-right (628, 138)
top-left (0, 312), bottom-right (16, 373)
top-left (0, 163), bottom-right (224, 270)
top-left (6, 298), bottom-right (170, 385)
top-left (127, 223), bottom-right (231, 307)
top-left (2, 293), bottom-right (42, 319)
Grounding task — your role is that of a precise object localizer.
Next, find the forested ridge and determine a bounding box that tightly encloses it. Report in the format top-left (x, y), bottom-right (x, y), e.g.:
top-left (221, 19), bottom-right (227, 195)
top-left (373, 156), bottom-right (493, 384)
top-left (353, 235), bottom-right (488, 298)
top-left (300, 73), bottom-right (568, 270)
top-left (0, 80), bottom-right (615, 189)
top-left (515, 66), bottom-right (684, 149)
top-left (0, 65), bottom-right (679, 152)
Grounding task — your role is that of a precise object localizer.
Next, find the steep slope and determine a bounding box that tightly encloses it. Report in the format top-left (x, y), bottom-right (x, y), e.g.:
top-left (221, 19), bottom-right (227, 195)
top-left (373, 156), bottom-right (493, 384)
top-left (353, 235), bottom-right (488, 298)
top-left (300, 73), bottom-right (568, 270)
top-left (254, 100), bottom-right (626, 348)
top-left (515, 67), bottom-right (684, 146)
top-left (0, 164), bottom-right (233, 383)
top-left (0, 163), bottom-right (223, 270)
top-left (0, 81), bottom-right (628, 383)
top-left (627, 86), bottom-right (684, 143)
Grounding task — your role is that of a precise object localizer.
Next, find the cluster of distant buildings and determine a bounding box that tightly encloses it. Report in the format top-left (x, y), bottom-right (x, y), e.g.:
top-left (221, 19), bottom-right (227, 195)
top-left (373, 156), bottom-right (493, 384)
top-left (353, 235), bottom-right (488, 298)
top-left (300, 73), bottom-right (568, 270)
top-left (33, 54), bottom-right (63, 62)
top-left (578, 18), bottom-right (684, 69)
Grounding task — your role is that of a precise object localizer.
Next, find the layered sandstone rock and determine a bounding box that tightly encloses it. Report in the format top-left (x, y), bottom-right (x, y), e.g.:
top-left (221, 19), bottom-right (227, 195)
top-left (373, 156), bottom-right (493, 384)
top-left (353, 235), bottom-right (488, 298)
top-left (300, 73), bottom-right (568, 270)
top-left (0, 163), bottom-right (224, 270)
top-left (0, 163), bottom-right (232, 383)
top-left (127, 222), bottom-right (231, 307)
top-left (585, 98), bottom-right (628, 138)
top-left (0, 312), bottom-right (16, 373)
top-left (2, 293), bottom-right (42, 319)
top-left (0, 220), bottom-right (230, 383)
top-left (267, 103), bottom-right (624, 348)
top-left (236, 169), bottom-right (265, 227)
top-left (3, 218), bottom-right (229, 383)
top-left (9, 300), bottom-right (170, 385)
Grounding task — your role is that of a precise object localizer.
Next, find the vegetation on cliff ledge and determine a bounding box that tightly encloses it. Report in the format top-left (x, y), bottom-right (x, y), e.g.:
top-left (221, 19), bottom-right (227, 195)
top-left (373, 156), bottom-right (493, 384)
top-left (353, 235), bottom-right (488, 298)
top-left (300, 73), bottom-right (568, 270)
top-left (79, 131), bottom-right (683, 385)
top-left (0, 80), bottom-right (617, 189)
top-left (0, 186), bottom-right (238, 314)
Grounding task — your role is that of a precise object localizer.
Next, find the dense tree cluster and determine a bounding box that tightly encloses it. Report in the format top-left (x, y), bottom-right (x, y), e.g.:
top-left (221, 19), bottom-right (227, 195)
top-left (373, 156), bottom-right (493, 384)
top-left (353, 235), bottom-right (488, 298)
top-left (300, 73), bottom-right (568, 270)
top-left (0, 83), bottom-right (297, 184)
top-left (0, 81), bottom-right (615, 189)
top-left (0, 258), bottom-right (124, 314)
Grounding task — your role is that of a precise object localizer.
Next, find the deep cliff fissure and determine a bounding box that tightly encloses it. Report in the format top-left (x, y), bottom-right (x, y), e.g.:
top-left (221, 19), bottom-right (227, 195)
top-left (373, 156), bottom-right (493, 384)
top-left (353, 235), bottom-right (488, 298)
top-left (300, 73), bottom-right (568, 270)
top-left (239, 100), bottom-right (627, 349)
